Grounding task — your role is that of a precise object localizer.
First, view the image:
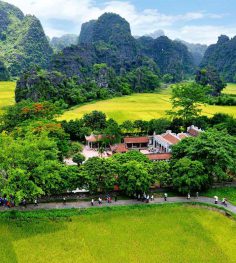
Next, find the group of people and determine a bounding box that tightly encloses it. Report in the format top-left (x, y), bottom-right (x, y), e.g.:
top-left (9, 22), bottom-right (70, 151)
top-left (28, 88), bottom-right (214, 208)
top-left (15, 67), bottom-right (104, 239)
top-left (214, 196), bottom-right (227, 207)
top-left (0, 197), bottom-right (39, 209)
top-left (0, 196), bottom-right (15, 208)
top-left (137, 193), bottom-right (155, 203)
top-left (91, 194), bottom-right (118, 206)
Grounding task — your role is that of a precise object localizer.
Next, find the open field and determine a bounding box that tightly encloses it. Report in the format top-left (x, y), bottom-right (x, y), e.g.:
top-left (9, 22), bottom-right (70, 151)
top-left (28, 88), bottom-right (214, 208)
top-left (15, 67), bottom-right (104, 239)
top-left (223, 83), bottom-right (236, 95)
top-left (204, 187), bottom-right (236, 206)
top-left (0, 204), bottom-right (236, 263)
top-left (60, 84), bottom-right (236, 123)
top-left (0, 81), bottom-right (15, 114)
top-left (1, 82), bottom-right (236, 122)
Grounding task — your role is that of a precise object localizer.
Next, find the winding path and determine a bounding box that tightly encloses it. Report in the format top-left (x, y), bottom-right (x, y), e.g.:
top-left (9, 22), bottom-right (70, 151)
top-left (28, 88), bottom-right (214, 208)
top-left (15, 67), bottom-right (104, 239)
top-left (1, 196), bottom-right (236, 214)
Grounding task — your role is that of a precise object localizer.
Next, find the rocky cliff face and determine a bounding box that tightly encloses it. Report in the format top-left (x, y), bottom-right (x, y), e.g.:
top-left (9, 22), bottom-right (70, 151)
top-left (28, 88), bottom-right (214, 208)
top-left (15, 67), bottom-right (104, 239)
top-left (177, 40), bottom-right (208, 66)
top-left (137, 36), bottom-right (194, 81)
top-left (78, 20), bottom-right (96, 44)
top-left (201, 35), bottom-right (236, 82)
top-left (0, 1), bottom-right (53, 77)
top-left (50, 34), bottom-right (78, 51)
top-left (53, 13), bottom-right (194, 81)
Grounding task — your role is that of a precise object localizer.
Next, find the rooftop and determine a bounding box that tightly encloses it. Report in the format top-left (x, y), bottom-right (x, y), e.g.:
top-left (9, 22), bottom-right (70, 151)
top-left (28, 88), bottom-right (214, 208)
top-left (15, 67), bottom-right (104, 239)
top-left (162, 133), bottom-right (180, 145)
top-left (85, 134), bottom-right (103, 143)
top-left (146, 153), bottom-right (172, 161)
top-left (124, 136), bottom-right (149, 144)
top-left (110, 143), bottom-right (128, 153)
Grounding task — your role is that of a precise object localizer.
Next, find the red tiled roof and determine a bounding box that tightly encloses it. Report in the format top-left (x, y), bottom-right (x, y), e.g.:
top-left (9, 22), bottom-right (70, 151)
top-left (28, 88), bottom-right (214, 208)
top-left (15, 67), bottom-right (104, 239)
top-left (146, 153), bottom-right (172, 161)
top-left (124, 136), bottom-right (149, 144)
top-left (110, 143), bottom-right (128, 153)
top-left (178, 133), bottom-right (188, 139)
top-left (162, 133), bottom-right (180, 144)
top-left (188, 128), bottom-right (200, 137)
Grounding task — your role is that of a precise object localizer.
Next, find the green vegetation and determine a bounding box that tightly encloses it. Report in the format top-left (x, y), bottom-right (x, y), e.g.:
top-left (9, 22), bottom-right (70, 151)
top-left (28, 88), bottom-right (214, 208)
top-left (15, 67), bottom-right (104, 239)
top-left (0, 61), bottom-right (10, 80)
top-left (201, 35), bottom-right (236, 82)
top-left (196, 66), bottom-right (226, 96)
top-left (204, 187), bottom-right (236, 205)
top-left (0, 204), bottom-right (236, 263)
top-left (0, 1), bottom-right (53, 77)
top-left (60, 86), bottom-right (236, 123)
top-left (169, 82), bottom-right (210, 121)
top-left (171, 129), bottom-right (236, 192)
top-left (1, 89), bottom-right (236, 203)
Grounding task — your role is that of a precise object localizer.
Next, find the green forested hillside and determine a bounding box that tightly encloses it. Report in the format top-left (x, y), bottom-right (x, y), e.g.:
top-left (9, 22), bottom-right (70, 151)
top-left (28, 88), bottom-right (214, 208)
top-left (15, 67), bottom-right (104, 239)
top-left (0, 1), bottom-right (53, 77)
top-left (0, 60), bottom-right (10, 80)
top-left (137, 36), bottom-right (194, 81)
top-left (52, 13), bottom-right (195, 82)
top-left (201, 35), bottom-right (236, 82)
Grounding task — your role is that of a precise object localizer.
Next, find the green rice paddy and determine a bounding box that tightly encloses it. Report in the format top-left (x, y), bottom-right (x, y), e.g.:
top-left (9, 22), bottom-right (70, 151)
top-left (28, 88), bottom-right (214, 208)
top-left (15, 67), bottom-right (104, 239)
top-left (60, 83), bottom-right (236, 123)
top-left (0, 81), bottom-right (15, 114)
top-left (1, 82), bottom-right (236, 123)
top-left (0, 204), bottom-right (236, 263)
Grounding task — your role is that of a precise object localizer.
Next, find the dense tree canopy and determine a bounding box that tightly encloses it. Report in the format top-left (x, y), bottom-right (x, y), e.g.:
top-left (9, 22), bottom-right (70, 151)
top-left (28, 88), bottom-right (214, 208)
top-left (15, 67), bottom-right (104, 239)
top-left (0, 100), bottom-right (61, 132)
top-left (195, 67), bottom-right (226, 96)
top-left (171, 129), bottom-right (236, 186)
top-left (172, 158), bottom-right (208, 193)
top-left (0, 132), bottom-right (68, 203)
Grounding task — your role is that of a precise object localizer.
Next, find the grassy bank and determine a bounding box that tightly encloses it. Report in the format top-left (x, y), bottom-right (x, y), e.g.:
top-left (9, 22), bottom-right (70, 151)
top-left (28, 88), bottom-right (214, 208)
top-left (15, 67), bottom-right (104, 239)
top-left (0, 204), bottom-right (236, 263)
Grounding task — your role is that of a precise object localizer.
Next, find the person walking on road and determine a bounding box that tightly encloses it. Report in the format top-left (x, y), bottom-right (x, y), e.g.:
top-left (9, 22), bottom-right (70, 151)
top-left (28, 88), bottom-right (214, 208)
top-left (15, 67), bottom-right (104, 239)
top-left (34, 199), bottom-right (38, 206)
top-left (98, 197), bottom-right (102, 205)
top-left (151, 195), bottom-right (154, 201)
top-left (164, 193), bottom-right (168, 201)
top-left (196, 192), bottom-right (199, 199)
top-left (91, 199), bottom-right (94, 206)
top-left (63, 197), bottom-right (66, 205)
top-left (214, 196), bottom-right (218, 204)
top-left (187, 193), bottom-right (191, 200)
top-left (222, 198), bottom-right (227, 207)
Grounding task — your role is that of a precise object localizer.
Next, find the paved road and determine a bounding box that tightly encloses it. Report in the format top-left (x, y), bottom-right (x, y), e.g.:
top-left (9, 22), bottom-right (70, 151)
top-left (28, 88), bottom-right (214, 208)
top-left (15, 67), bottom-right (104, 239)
top-left (1, 196), bottom-right (235, 214)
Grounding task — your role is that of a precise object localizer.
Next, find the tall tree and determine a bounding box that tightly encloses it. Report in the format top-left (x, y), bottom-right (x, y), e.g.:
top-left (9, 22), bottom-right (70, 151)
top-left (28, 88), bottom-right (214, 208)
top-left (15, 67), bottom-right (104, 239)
top-left (78, 157), bottom-right (119, 193)
top-left (171, 157), bottom-right (208, 193)
top-left (168, 82), bottom-right (210, 122)
top-left (118, 160), bottom-right (153, 196)
top-left (195, 67), bottom-right (226, 96)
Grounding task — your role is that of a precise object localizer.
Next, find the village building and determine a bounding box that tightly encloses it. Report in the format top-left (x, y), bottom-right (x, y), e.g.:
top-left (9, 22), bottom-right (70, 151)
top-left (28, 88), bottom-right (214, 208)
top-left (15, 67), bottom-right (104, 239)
top-left (85, 134), bottom-right (103, 149)
top-left (124, 136), bottom-right (150, 149)
top-left (87, 125), bottom-right (203, 159)
top-left (110, 143), bottom-right (129, 154)
top-left (110, 136), bottom-right (150, 154)
top-left (152, 130), bottom-right (187, 153)
top-left (145, 153), bottom-right (172, 162)
top-left (187, 125), bottom-right (203, 137)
